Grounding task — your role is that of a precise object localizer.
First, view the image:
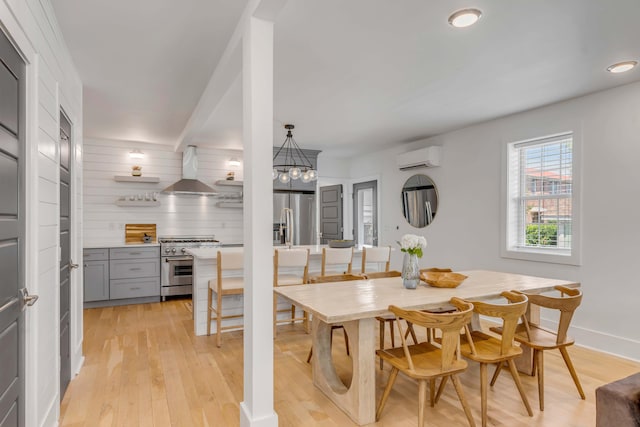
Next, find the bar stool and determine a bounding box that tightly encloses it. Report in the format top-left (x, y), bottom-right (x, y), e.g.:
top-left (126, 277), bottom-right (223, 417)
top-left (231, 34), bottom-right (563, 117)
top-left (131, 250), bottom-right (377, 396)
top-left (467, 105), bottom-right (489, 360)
top-left (320, 247), bottom-right (354, 276)
top-left (273, 248), bottom-right (310, 337)
top-left (207, 250), bottom-right (244, 347)
top-left (361, 245), bottom-right (391, 273)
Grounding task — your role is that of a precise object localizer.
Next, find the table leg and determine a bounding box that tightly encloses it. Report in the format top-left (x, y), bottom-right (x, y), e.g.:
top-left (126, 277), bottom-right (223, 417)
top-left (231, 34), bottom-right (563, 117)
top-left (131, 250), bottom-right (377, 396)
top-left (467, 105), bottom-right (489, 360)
top-left (311, 317), bottom-right (376, 425)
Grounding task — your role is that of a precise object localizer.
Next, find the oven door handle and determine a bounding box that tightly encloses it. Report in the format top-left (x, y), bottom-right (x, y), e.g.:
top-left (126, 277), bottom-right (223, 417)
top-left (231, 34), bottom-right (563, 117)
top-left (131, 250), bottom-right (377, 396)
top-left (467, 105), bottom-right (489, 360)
top-left (165, 256), bottom-right (193, 262)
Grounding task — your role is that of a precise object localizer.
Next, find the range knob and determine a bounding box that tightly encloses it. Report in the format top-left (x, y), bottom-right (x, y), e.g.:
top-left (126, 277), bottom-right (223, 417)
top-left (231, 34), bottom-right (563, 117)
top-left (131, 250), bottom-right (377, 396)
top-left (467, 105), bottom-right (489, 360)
top-left (171, 248), bottom-right (176, 253)
top-left (181, 248), bottom-right (187, 253)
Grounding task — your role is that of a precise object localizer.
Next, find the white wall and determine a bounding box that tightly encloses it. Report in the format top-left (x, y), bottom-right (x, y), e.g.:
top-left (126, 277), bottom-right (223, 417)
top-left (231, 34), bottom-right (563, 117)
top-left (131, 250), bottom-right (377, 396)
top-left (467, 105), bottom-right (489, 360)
top-left (83, 139), bottom-right (244, 246)
top-left (344, 81), bottom-right (640, 360)
top-left (1, 0), bottom-right (83, 425)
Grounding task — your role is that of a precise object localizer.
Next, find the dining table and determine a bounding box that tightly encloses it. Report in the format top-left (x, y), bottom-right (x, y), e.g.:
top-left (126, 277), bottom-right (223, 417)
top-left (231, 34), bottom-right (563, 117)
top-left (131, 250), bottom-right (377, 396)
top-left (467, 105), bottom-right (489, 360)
top-left (274, 269), bottom-right (580, 425)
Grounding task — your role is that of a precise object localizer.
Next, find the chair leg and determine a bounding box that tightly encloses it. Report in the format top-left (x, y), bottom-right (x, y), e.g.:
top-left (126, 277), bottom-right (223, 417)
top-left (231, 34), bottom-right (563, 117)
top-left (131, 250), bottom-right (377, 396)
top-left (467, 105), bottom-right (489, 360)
top-left (435, 376), bottom-right (448, 404)
top-left (451, 374), bottom-right (477, 427)
top-left (559, 346), bottom-right (586, 400)
top-left (480, 363), bottom-right (488, 427)
top-left (290, 304), bottom-right (296, 324)
top-left (273, 294), bottom-right (277, 338)
top-left (536, 349), bottom-right (544, 411)
top-left (429, 378), bottom-right (436, 407)
top-left (306, 346), bottom-right (313, 363)
top-left (507, 359), bottom-right (533, 416)
top-left (304, 311), bottom-right (309, 333)
top-left (490, 362), bottom-right (503, 386)
top-left (376, 367), bottom-right (399, 421)
top-left (207, 288), bottom-right (212, 336)
top-left (418, 379), bottom-right (427, 427)
top-left (216, 290), bottom-right (222, 348)
top-left (379, 320), bottom-right (385, 370)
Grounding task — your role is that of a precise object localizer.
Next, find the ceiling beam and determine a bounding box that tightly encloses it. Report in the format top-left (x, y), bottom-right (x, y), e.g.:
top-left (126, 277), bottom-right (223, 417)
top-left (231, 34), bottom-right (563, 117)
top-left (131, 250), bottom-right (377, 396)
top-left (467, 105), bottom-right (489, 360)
top-left (174, 0), bottom-right (289, 152)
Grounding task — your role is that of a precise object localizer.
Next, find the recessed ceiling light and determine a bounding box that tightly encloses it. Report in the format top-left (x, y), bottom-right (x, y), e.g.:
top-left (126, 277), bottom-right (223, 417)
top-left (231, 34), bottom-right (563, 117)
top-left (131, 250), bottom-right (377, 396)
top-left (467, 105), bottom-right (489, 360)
top-left (607, 61), bottom-right (637, 74)
top-left (448, 8), bottom-right (482, 28)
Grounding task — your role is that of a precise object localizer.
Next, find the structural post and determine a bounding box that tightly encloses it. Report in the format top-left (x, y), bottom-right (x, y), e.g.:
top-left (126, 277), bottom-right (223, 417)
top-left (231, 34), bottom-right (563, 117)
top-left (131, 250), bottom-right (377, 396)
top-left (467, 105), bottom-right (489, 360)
top-left (240, 14), bottom-right (278, 427)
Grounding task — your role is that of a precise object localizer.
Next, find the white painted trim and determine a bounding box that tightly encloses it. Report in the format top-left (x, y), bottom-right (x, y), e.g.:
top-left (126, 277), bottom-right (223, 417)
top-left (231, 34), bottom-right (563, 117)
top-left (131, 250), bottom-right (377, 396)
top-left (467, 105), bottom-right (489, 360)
top-left (240, 403), bottom-right (278, 427)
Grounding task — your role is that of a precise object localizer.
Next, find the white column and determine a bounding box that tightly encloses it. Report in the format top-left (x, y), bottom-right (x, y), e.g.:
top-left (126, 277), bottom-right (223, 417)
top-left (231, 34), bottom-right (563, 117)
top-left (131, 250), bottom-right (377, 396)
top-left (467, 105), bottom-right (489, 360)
top-left (240, 15), bottom-right (278, 427)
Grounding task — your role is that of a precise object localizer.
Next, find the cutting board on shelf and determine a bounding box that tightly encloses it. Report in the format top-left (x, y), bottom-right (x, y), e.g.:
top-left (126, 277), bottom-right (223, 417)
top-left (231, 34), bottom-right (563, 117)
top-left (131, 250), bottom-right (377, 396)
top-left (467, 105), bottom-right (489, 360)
top-left (125, 224), bottom-right (157, 244)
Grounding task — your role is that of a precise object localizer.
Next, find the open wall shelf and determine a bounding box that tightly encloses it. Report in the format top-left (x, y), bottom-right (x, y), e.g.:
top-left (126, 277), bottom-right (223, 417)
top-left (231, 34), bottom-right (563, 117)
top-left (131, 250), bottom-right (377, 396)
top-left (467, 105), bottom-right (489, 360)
top-left (114, 176), bottom-right (160, 183)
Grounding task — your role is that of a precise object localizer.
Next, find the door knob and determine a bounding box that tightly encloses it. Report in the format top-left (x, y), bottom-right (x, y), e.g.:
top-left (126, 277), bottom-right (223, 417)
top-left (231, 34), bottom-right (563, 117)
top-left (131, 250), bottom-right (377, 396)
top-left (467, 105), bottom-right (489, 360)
top-left (21, 288), bottom-right (39, 307)
top-left (69, 260), bottom-right (79, 269)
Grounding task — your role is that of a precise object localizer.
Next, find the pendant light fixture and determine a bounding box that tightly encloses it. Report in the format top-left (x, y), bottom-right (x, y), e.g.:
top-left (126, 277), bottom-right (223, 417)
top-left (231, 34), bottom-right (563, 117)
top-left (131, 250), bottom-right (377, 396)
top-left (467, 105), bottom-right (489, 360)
top-left (273, 124), bottom-right (318, 183)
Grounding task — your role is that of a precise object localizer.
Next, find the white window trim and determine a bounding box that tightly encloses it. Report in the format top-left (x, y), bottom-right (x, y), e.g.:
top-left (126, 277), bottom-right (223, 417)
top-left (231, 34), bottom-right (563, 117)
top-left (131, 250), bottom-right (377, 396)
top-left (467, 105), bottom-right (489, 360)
top-left (500, 129), bottom-right (582, 266)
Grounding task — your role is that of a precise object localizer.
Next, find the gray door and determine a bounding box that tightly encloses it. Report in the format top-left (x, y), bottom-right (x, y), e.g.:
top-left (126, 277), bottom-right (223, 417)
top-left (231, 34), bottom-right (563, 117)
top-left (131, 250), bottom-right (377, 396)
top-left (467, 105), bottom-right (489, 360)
top-left (353, 180), bottom-right (378, 246)
top-left (319, 185), bottom-right (342, 244)
top-left (0, 29), bottom-right (27, 427)
top-left (59, 112), bottom-right (72, 398)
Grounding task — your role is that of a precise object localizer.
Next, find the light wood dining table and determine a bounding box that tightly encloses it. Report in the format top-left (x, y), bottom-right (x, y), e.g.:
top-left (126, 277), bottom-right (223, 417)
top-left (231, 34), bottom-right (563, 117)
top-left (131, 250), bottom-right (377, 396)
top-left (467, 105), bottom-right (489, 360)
top-left (274, 269), bottom-right (580, 425)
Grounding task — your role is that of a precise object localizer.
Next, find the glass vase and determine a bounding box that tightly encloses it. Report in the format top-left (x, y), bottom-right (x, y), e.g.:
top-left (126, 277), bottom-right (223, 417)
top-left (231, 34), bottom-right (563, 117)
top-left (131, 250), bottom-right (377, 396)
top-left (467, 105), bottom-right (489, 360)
top-left (402, 253), bottom-right (420, 289)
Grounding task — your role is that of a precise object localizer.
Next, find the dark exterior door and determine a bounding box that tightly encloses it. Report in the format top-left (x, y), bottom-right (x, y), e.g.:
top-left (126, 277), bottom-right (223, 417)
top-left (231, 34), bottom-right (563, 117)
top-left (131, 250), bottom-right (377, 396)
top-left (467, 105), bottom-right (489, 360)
top-left (59, 111), bottom-right (72, 398)
top-left (0, 29), bottom-right (27, 427)
top-left (319, 185), bottom-right (343, 244)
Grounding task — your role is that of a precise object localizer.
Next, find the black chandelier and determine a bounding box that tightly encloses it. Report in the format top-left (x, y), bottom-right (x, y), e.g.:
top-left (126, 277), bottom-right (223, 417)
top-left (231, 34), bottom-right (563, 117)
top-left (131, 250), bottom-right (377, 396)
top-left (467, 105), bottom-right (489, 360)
top-left (272, 124), bottom-right (318, 183)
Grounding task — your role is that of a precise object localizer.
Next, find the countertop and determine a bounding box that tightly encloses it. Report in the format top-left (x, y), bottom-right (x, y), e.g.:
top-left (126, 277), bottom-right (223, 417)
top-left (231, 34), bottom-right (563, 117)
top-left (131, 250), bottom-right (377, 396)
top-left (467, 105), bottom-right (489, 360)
top-left (186, 244), bottom-right (364, 260)
top-left (84, 242), bottom-right (160, 249)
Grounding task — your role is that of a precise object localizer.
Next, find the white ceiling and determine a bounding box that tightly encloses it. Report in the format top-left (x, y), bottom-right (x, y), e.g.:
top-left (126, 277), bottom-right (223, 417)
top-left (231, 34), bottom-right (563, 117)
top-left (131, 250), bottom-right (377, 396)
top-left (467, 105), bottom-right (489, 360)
top-left (53, 0), bottom-right (640, 157)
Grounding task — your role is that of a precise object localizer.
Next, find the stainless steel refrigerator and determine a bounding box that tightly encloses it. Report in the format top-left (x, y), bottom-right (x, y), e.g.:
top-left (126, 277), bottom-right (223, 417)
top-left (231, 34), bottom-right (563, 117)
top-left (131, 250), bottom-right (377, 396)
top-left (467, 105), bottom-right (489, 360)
top-left (402, 186), bottom-right (437, 228)
top-left (273, 191), bottom-right (316, 245)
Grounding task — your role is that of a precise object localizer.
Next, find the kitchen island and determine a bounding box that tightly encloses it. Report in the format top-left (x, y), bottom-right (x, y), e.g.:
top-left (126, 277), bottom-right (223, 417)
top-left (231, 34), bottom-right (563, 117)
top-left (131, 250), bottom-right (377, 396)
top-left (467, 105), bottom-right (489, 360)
top-left (186, 245), bottom-right (366, 336)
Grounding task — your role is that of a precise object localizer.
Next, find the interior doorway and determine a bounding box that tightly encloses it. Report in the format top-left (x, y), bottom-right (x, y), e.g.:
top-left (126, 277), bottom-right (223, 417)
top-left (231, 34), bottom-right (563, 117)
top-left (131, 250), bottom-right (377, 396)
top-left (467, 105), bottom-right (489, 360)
top-left (352, 180), bottom-right (377, 247)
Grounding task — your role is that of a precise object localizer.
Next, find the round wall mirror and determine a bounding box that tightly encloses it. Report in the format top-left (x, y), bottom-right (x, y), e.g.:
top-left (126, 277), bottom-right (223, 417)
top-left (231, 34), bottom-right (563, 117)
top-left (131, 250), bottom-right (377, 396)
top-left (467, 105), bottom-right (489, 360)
top-left (401, 174), bottom-right (438, 228)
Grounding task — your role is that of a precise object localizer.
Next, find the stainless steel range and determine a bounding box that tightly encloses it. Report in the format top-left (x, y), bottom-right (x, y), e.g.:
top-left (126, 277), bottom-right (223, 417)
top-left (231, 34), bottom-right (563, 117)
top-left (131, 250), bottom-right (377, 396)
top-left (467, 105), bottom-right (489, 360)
top-left (159, 236), bottom-right (220, 300)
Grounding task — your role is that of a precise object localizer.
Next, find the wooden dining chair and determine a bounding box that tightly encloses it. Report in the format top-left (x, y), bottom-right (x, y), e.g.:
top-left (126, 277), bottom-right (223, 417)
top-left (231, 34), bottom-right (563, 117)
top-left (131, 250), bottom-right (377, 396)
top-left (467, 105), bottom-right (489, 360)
top-left (376, 298), bottom-right (476, 427)
top-left (458, 291), bottom-right (533, 427)
top-left (306, 273), bottom-right (364, 363)
top-left (207, 250), bottom-right (244, 347)
top-left (361, 245), bottom-right (391, 273)
top-left (365, 270), bottom-right (419, 369)
top-left (489, 285), bottom-right (585, 410)
top-left (273, 248), bottom-right (310, 337)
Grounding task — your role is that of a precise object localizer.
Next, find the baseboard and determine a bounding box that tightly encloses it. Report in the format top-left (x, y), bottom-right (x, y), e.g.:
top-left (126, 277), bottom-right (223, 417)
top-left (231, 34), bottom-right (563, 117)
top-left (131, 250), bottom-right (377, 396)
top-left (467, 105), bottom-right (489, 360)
top-left (240, 402), bottom-right (278, 427)
top-left (540, 318), bottom-right (640, 362)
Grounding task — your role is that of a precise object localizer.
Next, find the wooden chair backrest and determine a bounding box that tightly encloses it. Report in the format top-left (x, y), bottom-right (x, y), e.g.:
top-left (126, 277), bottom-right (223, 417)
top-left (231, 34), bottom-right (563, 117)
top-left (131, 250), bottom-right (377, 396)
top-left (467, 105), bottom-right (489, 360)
top-left (388, 297), bottom-right (473, 372)
top-left (274, 248), bottom-right (310, 286)
top-left (468, 291), bottom-right (528, 356)
top-left (321, 247), bottom-right (353, 275)
top-left (361, 246), bottom-right (391, 273)
top-left (519, 285), bottom-right (582, 344)
top-left (363, 270), bottom-right (401, 280)
top-left (309, 273), bottom-right (363, 284)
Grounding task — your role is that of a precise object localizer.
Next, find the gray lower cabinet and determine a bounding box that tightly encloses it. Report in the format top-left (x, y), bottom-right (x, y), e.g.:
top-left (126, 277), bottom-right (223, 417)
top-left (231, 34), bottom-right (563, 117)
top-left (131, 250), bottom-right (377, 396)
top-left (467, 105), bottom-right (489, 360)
top-left (83, 246), bottom-right (160, 305)
top-left (83, 249), bottom-right (109, 302)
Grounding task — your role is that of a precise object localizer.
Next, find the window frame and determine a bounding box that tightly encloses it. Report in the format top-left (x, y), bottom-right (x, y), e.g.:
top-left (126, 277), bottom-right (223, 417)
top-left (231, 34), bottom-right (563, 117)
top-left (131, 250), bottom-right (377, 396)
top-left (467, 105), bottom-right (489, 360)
top-left (501, 130), bottom-right (582, 266)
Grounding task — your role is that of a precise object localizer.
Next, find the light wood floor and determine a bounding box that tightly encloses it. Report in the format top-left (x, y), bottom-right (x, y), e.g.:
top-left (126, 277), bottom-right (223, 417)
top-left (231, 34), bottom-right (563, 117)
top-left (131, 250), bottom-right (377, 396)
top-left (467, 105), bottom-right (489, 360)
top-left (60, 299), bottom-right (639, 427)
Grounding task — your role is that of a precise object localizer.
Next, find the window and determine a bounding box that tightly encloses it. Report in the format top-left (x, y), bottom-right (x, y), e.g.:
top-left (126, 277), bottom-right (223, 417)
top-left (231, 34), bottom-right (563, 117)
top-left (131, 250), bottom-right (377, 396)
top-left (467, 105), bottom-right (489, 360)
top-left (504, 132), bottom-right (580, 265)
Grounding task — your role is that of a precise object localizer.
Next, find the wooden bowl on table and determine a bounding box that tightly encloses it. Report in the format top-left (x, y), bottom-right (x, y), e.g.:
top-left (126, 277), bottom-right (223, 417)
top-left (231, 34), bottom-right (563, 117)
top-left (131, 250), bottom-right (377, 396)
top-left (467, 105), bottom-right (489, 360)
top-left (420, 269), bottom-right (468, 288)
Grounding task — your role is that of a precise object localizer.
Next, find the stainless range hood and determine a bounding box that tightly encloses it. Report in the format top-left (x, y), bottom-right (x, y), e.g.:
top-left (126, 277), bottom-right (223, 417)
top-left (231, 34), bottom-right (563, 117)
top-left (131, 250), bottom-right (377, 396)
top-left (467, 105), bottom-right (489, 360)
top-left (162, 145), bottom-right (217, 196)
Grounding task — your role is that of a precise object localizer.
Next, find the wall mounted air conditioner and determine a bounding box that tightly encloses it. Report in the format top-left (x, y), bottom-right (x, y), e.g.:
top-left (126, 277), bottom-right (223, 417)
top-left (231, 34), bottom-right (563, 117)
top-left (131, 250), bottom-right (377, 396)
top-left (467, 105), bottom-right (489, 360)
top-left (396, 146), bottom-right (442, 170)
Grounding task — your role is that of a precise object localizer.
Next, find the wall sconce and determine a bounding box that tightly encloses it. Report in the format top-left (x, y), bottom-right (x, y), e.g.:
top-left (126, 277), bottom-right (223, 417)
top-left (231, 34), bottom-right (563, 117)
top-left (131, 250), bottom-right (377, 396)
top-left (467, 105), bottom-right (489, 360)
top-left (228, 157), bottom-right (241, 167)
top-left (129, 149), bottom-right (144, 159)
